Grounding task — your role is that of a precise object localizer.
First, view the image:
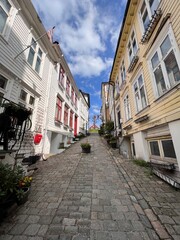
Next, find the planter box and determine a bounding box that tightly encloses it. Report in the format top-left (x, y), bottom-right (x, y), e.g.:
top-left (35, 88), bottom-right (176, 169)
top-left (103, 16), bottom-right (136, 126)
top-left (81, 147), bottom-right (91, 153)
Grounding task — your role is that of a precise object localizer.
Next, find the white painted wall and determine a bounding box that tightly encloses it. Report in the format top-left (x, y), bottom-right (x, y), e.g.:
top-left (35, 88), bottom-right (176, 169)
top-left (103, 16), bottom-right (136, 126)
top-left (133, 131), bottom-right (149, 162)
top-left (169, 120), bottom-right (180, 169)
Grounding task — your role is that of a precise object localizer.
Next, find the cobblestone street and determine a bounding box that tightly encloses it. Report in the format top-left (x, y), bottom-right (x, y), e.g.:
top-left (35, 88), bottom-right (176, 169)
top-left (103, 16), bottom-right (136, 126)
top-left (0, 134), bottom-right (180, 240)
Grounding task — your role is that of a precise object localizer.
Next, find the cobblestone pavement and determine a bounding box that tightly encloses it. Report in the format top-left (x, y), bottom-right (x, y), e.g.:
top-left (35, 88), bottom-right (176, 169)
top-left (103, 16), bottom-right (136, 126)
top-left (0, 134), bottom-right (180, 240)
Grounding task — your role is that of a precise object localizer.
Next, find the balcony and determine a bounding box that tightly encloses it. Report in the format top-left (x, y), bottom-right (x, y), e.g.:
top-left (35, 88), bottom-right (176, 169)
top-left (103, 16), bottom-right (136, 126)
top-left (141, 9), bottom-right (162, 44)
top-left (127, 55), bottom-right (139, 73)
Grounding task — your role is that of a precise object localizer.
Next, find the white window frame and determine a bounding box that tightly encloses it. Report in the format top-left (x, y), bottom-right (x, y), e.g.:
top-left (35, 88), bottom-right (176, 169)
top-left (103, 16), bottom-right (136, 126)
top-left (127, 28), bottom-right (138, 64)
top-left (27, 38), bottom-right (43, 75)
top-left (0, 0), bottom-right (18, 41)
top-left (123, 93), bottom-right (131, 121)
top-left (147, 23), bottom-right (180, 98)
top-left (133, 71), bottom-right (148, 113)
top-left (138, 0), bottom-right (160, 33)
top-left (120, 59), bottom-right (126, 83)
top-left (148, 138), bottom-right (176, 160)
top-left (19, 88), bottom-right (36, 110)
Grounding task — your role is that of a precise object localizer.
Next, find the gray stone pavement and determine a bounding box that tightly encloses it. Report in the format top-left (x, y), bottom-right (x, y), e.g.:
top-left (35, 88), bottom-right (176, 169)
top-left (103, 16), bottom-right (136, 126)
top-left (0, 134), bottom-right (180, 240)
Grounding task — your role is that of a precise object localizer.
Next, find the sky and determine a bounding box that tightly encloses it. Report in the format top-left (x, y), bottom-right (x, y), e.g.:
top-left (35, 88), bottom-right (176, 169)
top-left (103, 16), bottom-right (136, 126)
top-left (31, 0), bottom-right (127, 127)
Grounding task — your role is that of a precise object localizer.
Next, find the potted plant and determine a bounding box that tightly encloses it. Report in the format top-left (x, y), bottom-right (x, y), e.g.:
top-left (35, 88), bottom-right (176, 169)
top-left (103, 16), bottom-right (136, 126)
top-left (81, 142), bottom-right (91, 153)
top-left (16, 176), bottom-right (32, 205)
top-left (0, 163), bottom-right (24, 219)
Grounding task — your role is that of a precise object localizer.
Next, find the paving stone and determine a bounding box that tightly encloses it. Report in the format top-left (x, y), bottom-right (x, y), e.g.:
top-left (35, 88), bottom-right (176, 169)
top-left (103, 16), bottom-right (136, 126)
top-left (63, 218), bottom-right (76, 226)
top-left (26, 215), bottom-right (40, 224)
top-left (10, 224), bottom-right (28, 235)
top-left (24, 224), bottom-right (41, 236)
top-left (38, 225), bottom-right (48, 236)
top-left (111, 231), bottom-right (128, 240)
top-left (0, 235), bottom-right (13, 240)
top-left (151, 220), bottom-right (170, 239)
top-left (12, 236), bottom-right (28, 240)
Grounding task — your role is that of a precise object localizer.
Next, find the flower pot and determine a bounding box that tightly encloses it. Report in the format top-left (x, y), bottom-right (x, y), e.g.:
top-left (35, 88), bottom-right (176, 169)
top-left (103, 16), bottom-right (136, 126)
top-left (110, 142), bottom-right (117, 149)
top-left (16, 187), bottom-right (30, 205)
top-left (81, 147), bottom-right (91, 153)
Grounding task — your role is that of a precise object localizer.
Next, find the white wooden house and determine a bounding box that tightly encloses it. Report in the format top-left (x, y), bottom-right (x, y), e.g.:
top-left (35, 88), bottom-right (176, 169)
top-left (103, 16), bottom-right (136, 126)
top-left (0, 0), bottom-right (90, 162)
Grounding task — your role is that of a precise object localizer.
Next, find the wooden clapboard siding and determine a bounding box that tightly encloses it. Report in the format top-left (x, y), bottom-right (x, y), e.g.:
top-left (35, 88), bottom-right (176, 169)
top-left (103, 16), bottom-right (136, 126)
top-left (119, 0), bottom-right (180, 134)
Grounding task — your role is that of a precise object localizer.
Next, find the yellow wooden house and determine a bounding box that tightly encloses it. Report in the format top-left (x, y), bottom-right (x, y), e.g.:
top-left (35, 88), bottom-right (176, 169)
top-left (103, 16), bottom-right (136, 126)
top-left (109, 0), bottom-right (180, 172)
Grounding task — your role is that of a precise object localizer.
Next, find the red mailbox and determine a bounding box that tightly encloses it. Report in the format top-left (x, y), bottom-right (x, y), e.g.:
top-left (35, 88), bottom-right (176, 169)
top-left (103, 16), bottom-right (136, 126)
top-left (34, 134), bottom-right (42, 145)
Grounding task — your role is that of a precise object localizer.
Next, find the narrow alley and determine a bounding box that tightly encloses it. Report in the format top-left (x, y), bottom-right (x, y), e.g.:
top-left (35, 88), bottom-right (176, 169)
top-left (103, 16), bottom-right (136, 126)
top-left (0, 134), bottom-right (180, 240)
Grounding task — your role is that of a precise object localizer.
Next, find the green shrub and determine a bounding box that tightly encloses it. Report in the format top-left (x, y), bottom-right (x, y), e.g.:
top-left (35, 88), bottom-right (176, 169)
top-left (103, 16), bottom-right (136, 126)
top-left (133, 159), bottom-right (149, 167)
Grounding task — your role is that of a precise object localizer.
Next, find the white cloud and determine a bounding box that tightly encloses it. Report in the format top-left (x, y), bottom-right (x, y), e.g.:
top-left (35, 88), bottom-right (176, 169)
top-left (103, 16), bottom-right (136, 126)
top-left (91, 104), bottom-right (100, 115)
top-left (32, 0), bottom-right (122, 78)
top-left (69, 55), bottom-right (113, 77)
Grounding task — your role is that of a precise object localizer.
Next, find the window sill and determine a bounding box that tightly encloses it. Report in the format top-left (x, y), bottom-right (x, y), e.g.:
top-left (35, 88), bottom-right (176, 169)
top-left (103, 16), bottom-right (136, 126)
top-left (63, 124), bottom-right (69, 129)
top-left (58, 83), bottom-right (65, 91)
top-left (135, 105), bottom-right (150, 117)
top-left (154, 82), bottom-right (180, 103)
top-left (55, 120), bottom-right (63, 126)
top-left (66, 93), bottom-right (70, 99)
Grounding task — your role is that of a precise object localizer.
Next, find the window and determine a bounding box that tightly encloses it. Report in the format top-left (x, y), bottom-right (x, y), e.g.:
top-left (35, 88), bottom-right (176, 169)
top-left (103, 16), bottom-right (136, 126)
top-left (27, 38), bottom-right (43, 74)
top-left (117, 111), bottom-right (121, 129)
top-left (124, 94), bottom-right (131, 121)
top-left (0, 74), bottom-right (8, 90)
top-left (150, 34), bottom-right (180, 97)
top-left (0, 0), bottom-right (11, 34)
top-left (71, 87), bottom-right (74, 102)
top-left (64, 105), bottom-right (69, 125)
top-left (70, 111), bottom-right (73, 128)
top-left (35, 48), bottom-right (42, 73)
top-left (140, 0), bottom-right (159, 31)
top-left (149, 139), bottom-right (176, 159)
top-left (75, 94), bottom-right (78, 108)
top-left (133, 74), bottom-right (147, 112)
top-left (59, 64), bottom-right (65, 87)
top-left (29, 96), bottom-right (35, 106)
top-left (55, 97), bottom-right (62, 122)
top-left (120, 60), bottom-right (126, 83)
top-left (20, 90), bottom-right (27, 101)
top-left (66, 78), bottom-right (70, 96)
top-left (128, 30), bottom-right (138, 62)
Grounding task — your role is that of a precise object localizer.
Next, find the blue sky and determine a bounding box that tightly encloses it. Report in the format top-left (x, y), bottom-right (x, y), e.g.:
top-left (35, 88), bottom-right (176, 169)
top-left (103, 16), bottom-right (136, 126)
top-left (31, 0), bottom-right (127, 126)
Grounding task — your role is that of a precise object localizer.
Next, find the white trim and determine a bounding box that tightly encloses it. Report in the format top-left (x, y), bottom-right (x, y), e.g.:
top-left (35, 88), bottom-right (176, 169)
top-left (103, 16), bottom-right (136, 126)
top-left (132, 69), bottom-right (148, 113)
top-left (147, 22), bottom-right (180, 98)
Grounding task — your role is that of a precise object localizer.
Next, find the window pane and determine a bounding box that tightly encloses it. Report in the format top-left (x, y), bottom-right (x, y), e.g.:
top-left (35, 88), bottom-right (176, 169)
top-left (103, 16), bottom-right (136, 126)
top-left (162, 140), bottom-right (176, 158)
top-left (160, 35), bottom-right (171, 57)
top-left (164, 50), bottom-right (180, 86)
top-left (29, 96), bottom-right (35, 105)
top-left (142, 9), bottom-right (150, 30)
top-left (149, 0), bottom-right (159, 14)
top-left (27, 48), bottom-right (35, 66)
top-left (150, 141), bottom-right (160, 156)
top-left (0, 0), bottom-right (11, 12)
top-left (154, 66), bottom-right (167, 95)
top-left (38, 48), bottom-right (42, 57)
top-left (0, 74), bottom-right (7, 89)
top-left (20, 90), bottom-right (27, 101)
top-left (132, 39), bottom-right (137, 54)
top-left (0, 6), bottom-right (7, 33)
top-left (35, 56), bottom-right (41, 73)
top-left (151, 52), bottom-right (159, 69)
top-left (140, 86), bottom-right (147, 108)
top-left (138, 75), bottom-right (143, 88)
